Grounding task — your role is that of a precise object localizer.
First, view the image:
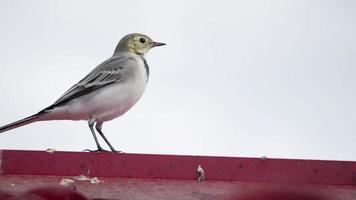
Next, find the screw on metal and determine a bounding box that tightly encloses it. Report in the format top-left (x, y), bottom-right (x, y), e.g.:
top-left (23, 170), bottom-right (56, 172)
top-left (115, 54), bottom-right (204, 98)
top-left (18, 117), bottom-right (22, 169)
top-left (196, 165), bottom-right (205, 182)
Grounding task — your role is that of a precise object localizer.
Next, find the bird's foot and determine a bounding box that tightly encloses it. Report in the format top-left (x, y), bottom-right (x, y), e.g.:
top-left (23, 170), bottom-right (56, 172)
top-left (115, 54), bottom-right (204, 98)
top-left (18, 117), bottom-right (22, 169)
top-left (83, 148), bottom-right (125, 153)
top-left (83, 148), bottom-right (109, 152)
top-left (107, 147), bottom-right (125, 153)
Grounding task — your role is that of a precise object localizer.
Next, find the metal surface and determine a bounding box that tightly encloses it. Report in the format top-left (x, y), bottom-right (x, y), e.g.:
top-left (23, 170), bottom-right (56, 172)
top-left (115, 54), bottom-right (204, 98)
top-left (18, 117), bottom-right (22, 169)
top-left (1, 175), bottom-right (356, 200)
top-left (0, 150), bottom-right (356, 200)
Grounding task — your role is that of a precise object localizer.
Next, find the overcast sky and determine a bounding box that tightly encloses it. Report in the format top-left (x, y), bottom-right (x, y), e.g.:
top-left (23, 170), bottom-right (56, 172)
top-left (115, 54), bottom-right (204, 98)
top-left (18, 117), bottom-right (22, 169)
top-left (0, 0), bottom-right (355, 161)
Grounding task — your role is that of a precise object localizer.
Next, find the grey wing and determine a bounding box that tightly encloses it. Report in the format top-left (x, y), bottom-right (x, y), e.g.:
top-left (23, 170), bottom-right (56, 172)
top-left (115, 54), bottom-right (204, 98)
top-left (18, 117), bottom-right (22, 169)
top-left (41, 56), bottom-right (137, 111)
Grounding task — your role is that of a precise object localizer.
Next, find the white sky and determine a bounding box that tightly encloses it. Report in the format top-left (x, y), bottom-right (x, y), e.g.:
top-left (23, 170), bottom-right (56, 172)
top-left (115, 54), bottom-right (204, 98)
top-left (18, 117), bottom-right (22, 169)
top-left (0, 0), bottom-right (355, 161)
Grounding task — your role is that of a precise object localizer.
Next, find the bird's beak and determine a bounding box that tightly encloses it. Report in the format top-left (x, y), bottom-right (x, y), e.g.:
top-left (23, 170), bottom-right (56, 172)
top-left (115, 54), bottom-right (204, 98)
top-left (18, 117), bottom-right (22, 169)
top-left (152, 41), bottom-right (166, 47)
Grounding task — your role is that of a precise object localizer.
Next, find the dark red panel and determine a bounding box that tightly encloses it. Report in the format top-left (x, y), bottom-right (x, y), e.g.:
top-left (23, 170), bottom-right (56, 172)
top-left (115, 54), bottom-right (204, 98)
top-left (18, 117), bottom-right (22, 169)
top-left (1, 175), bottom-right (356, 200)
top-left (1, 150), bottom-right (356, 185)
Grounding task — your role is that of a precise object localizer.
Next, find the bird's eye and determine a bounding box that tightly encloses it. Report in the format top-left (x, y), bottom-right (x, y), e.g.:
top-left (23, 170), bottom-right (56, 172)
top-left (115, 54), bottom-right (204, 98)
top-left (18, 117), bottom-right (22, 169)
top-left (139, 38), bottom-right (146, 43)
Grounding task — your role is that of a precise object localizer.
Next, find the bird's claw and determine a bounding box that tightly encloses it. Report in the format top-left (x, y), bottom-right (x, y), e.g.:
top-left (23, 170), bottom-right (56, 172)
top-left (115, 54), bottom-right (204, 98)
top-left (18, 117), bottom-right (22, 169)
top-left (83, 148), bottom-right (109, 152)
top-left (83, 148), bottom-right (124, 153)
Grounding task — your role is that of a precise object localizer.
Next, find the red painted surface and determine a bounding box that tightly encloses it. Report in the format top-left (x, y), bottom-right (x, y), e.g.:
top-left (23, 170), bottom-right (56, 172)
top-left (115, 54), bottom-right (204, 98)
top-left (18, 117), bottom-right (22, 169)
top-left (1, 150), bottom-right (356, 185)
top-left (1, 175), bottom-right (356, 200)
top-left (0, 150), bottom-right (356, 200)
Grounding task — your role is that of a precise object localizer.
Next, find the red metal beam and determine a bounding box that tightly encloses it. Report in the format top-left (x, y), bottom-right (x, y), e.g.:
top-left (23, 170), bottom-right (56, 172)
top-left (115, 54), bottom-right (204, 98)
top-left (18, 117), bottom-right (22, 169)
top-left (1, 150), bottom-right (356, 185)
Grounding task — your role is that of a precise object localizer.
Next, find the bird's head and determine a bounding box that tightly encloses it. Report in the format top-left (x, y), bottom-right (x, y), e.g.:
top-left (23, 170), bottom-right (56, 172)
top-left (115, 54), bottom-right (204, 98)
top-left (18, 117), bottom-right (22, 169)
top-left (114, 33), bottom-right (166, 56)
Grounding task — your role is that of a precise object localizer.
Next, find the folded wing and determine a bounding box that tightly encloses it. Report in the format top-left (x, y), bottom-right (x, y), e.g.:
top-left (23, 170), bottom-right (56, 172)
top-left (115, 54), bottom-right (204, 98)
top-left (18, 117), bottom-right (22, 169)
top-left (42, 56), bottom-right (137, 112)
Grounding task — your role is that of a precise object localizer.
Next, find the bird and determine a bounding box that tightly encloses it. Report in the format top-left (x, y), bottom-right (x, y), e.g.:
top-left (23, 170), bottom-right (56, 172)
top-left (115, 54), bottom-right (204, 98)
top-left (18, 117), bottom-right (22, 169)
top-left (0, 33), bottom-right (166, 152)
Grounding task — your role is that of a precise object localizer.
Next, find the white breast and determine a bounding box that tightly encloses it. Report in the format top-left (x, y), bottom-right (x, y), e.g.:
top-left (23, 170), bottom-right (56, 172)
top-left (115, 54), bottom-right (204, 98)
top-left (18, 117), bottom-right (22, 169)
top-left (92, 54), bottom-right (148, 122)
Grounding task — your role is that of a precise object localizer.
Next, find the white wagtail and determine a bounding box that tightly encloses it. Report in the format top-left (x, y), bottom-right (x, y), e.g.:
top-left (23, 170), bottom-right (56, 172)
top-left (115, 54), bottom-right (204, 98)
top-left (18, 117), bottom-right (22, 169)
top-left (0, 33), bottom-right (166, 152)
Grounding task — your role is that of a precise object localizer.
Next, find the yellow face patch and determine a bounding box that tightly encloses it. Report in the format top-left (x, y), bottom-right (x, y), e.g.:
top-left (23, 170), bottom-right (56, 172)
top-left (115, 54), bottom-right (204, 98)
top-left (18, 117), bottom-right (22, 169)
top-left (114, 33), bottom-right (164, 56)
top-left (125, 35), bottom-right (154, 55)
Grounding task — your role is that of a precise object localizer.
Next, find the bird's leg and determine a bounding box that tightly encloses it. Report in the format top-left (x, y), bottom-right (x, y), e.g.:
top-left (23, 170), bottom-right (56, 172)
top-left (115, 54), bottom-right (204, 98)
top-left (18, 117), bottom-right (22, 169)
top-left (95, 123), bottom-right (118, 152)
top-left (87, 119), bottom-right (107, 152)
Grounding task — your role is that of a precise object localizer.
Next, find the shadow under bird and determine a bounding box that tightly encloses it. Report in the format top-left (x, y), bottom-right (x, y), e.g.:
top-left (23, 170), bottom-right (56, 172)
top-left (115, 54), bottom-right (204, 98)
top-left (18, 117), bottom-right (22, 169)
top-left (0, 33), bottom-right (166, 152)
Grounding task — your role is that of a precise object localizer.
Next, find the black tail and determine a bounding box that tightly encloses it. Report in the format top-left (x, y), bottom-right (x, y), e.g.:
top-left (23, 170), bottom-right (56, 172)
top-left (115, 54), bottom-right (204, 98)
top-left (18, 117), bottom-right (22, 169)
top-left (0, 114), bottom-right (40, 134)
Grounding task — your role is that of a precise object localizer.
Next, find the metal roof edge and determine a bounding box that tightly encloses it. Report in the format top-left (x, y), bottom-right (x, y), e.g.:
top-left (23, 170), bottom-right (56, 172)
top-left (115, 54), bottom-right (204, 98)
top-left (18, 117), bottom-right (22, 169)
top-left (1, 149), bottom-right (355, 186)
